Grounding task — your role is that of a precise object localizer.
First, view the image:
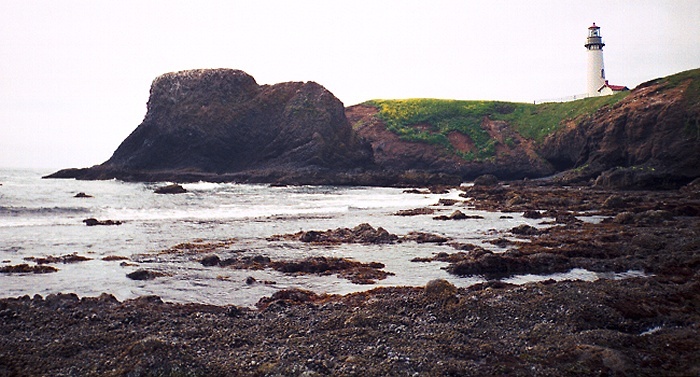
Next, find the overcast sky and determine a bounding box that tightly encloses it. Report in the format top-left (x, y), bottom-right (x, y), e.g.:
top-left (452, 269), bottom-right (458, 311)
top-left (1, 1), bottom-right (698, 169)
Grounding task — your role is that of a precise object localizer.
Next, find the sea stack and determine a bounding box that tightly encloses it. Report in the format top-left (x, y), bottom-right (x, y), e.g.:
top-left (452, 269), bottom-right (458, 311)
top-left (46, 69), bottom-right (373, 184)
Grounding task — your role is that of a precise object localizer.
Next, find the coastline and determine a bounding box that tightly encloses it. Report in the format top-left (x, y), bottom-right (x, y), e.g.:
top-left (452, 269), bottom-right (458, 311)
top-left (1, 180), bottom-right (698, 375)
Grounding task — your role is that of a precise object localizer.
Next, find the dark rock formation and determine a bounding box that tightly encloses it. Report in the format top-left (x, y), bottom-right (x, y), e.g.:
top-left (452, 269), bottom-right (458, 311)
top-left (83, 218), bottom-right (122, 226)
top-left (272, 223), bottom-right (399, 245)
top-left (126, 269), bottom-right (164, 281)
top-left (473, 174), bottom-right (499, 187)
top-left (154, 184), bottom-right (187, 194)
top-left (432, 210), bottom-right (484, 220)
top-left (24, 253), bottom-right (92, 264)
top-left (46, 69), bottom-right (373, 185)
top-left (394, 207), bottom-right (435, 216)
top-left (0, 264), bottom-right (58, 274)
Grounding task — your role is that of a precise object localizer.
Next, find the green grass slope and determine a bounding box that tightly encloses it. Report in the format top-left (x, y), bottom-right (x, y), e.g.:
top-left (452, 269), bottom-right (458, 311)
top-left (364, 68), bottom-right (700, 163)
top-left (364, 93), bottom-right (628, 161)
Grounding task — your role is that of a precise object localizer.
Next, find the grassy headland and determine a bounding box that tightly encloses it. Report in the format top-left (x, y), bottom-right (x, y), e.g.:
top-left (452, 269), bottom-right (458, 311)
top-left (364, 93), bottom-right (628, 160)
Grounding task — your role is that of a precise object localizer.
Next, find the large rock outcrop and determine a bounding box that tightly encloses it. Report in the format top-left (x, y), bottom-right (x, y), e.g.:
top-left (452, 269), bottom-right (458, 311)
top-left (47, 69), bottom-right (373, 184)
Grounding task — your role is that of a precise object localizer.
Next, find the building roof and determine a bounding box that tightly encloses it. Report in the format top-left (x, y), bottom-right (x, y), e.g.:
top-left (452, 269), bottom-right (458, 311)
top-left (589, 22), bottom-right (600, 29)
top-left (598, 81), bottom-right (629, 92)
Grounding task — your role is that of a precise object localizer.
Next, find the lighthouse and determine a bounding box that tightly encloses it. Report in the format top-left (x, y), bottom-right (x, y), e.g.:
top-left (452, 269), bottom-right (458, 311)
top-left (585, 23), bottom-right (606, 97)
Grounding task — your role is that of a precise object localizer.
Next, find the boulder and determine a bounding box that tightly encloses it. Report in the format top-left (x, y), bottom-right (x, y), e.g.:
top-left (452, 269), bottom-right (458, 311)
top-left (473, 174), bottom-right (499, 187)
top-left (200, 255), bottom-right (221, 267)
top-left (126, 269), bottom-right (163, 280)
top-left (154, 184), bottom-right (187, 194)
top-left (510, 224), bottom-right (540, 235)
top-left (83, 218), bottom-right (122, 226)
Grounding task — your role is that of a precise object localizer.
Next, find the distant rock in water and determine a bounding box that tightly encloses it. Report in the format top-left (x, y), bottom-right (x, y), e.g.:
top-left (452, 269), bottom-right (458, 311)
top-left (154, 184), bottom-right (187, 194)
top-left (83, 218), bottom-right (122, 226)
top-left (46, 69), bottom-right (374, 185)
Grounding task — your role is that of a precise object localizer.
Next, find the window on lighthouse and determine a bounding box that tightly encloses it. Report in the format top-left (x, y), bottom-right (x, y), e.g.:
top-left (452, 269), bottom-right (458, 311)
top-left (601, 69), bottom-right (605, 79)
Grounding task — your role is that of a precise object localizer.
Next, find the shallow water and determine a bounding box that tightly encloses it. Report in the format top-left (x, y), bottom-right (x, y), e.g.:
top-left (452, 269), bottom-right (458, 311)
top-left (0, 169), bottom-right (636, 307)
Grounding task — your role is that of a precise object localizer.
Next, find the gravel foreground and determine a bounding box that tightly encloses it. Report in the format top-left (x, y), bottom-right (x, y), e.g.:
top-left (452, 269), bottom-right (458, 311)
top-left (1, 181), bottom-right (699, 376)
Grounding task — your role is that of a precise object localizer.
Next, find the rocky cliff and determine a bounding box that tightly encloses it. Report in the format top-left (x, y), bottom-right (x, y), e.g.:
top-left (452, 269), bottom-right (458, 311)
top-left (346, 104), bottom-right (555, 181)
top-left (347, 68), bottom-right (699, 188)
top-left (47, 69), bottom-right (374, 184)
top-left (540, 69), bottom-right (700, 189)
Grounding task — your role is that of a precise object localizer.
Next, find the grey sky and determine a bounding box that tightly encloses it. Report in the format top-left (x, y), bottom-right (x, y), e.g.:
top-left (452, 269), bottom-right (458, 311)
top-left (1, 0), bottom-right (698, 169)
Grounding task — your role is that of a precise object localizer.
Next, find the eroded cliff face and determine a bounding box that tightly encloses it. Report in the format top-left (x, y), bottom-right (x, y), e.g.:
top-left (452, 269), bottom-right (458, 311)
top-left (540, 71), bottom-right (700, 189)
top-left (48, 69), bottom-right (373, 184)
top-left (346, 105), bottom-right (555, 181)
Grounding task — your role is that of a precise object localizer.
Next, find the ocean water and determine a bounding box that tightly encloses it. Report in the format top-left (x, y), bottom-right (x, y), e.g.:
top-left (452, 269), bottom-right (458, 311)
top-left (0, 169), bottom-right (642, 307)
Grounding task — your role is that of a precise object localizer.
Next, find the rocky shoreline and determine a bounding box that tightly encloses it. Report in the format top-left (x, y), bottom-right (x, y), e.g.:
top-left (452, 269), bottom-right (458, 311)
top-left (1, 180), bottom-right (699, 376)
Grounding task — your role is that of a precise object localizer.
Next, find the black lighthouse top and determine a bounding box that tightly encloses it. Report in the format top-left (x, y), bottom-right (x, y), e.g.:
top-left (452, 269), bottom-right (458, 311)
top-left (585, 23), bottom-right (605, 49)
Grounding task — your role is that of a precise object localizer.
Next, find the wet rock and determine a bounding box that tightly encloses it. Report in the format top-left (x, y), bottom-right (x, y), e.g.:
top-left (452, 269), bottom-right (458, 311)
top-left (612, 211), bottom-right (636, 224)
top-left (523, 210), bottom-right (543, 219)
top-left (610, 210), bottom-right (674, 225)
top-left (402, 232), bottom-right (449, 244)
top-left (637, 210), bottom-right (674, 224)
top-left (200, 255), bottom-right (221, 267)
top-left (0, 264), bottom-right (58, 274)
top-left (473, 174), bottom-right (499, 187)
top-left (154, 184), bottom-right (187, 194)
top-left (446, 249), bottom-right (571, 279)
top-left (219, 254), bottom-right (392, 285)
top-left (74, 192), bottom-right (92, 198)
top-left (126, 269), bottom-right (164, 280)
top-left (602, 195), bottom-right (627, 209)
top-left (163, 239), bottom-right (237, 254)
top-left (394, 207), bottom-right (435, 216)
top-left (245, 276), bottom-right (256, 285)
top-left (423, 279), bottom-right (457, 299)
top-left (286, 223), bottom-right (399, 245)
top-left (102, 255), bottom-right (130, 261)
top-left (510, 224), bottom-right (540, 236)
top-left (448, 242), bottom-right (482, 252)
top-left (505, 194), bottom-right (525, 207)
top-left (433, 210), bottom-right (484, 220)
top-left (486, 237), bottom-right (513, 248)
top-left (83, 218), bottom-right (123, 226)
top-left (24, 253), bottom-right (92, 264)
top-left (44, 293), bottom-right (80, 309)
top-left (436, 198), bottom-right (459, 206)
top-left (256, 288), bottom-right (325, 310)
top-left (402, 188), bottom-right (431, 194)
top-left (555, 212), bottom-right (581, 224)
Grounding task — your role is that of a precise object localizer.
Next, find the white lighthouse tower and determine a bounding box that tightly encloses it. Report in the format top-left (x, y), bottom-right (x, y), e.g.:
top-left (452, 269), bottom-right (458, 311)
top-left (585, 23), bottom-right (606, 97)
